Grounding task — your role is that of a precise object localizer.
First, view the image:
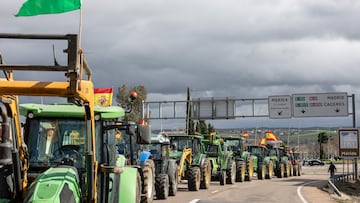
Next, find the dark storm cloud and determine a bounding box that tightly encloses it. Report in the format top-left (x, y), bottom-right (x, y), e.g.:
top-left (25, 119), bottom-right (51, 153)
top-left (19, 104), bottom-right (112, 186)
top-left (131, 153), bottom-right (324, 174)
top-left (2, 0), bottom-right (360, 129)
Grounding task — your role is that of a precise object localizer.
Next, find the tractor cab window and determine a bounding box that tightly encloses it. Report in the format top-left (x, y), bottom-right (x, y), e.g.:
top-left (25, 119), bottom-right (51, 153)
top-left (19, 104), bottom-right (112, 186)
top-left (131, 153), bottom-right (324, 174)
top-left (192, 139), bottom-right (201, 154)
top-left (249, 147), bottom-right (262, 156)
top-left (26, 118), bottom-right (86, 169)
top-left (170, 137), bottom-right (191, 151)
top-left (206, 144), bottom-right (218, 157)
top-left (268, 149), bottom-right (276, 156)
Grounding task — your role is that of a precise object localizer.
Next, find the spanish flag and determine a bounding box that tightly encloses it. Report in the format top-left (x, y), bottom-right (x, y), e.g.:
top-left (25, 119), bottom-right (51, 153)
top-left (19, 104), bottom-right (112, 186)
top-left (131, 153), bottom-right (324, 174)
top-left (241, 132), bottom-right (249, 138)
top-left (258, 137), bottom-right (266, 146)
top-left (265, 131), bottom-right (279, 142)
top-left (94, 88), bottom-right (113, 106)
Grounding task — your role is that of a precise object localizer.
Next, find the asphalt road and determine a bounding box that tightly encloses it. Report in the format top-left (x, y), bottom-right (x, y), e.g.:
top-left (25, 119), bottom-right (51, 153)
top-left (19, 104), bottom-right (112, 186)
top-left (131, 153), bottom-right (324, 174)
top-left (153, 164), bottom-right (344, 203)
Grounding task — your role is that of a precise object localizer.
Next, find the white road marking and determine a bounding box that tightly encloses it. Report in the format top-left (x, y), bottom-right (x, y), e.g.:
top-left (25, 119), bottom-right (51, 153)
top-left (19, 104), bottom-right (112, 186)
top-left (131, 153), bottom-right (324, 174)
top-left (211, 190), bottom-right (219, 194)
top-left (297, 180), bottom-right (321, 203)
top-left (189, 199), bottom-right (200, 203)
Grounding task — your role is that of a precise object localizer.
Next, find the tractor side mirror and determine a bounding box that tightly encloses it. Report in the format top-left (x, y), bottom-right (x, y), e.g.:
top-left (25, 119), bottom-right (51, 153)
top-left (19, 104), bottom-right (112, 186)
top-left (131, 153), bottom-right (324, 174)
top-left (136, 124), bottom-right (151, 144)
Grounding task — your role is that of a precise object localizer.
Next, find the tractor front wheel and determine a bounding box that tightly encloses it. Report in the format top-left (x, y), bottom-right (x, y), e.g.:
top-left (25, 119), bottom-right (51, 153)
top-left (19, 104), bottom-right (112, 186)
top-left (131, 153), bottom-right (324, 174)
top-left (155, 174), bottom-right (169, 199)
top-left (257, 163), bottom-right (266, 180)
top-left (188, 166), bottom-right (201, 191)
top-left (236, 161), bottom-right (246, 182)
top-left (200, 159), bottom-right (211, 189)
top-left (141, 159), bottom-right (155, 203)
top-left (219, 170), bottom-right (226, 186)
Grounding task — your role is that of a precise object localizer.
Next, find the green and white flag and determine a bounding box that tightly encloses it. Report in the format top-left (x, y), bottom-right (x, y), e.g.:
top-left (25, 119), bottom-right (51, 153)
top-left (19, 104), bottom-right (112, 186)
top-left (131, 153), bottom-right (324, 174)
top-left (16, 0), bottom-right (81, 17)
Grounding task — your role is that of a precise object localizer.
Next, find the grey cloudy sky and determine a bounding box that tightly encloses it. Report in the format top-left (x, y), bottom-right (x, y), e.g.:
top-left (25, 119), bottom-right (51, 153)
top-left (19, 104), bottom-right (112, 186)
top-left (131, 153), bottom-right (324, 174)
top-left (1, 0), bottom-right (360, 130)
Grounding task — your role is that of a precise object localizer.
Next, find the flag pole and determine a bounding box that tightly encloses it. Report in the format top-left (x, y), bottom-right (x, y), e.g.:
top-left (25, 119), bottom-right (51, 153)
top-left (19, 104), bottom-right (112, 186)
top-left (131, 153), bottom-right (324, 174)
top-left (78, 7), bottom-right (82, 49)
top-left (77, 6), bottom-right (83, 76)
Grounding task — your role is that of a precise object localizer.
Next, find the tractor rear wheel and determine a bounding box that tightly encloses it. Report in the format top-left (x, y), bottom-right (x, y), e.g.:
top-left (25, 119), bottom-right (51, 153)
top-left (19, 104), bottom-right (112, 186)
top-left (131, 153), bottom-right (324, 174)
top-left (236, 161), bottom-right (246, 182)
top-left (167, 160), bottom-right (178, 196)
top-left (155, 174), bottom-right (169, 199)
top-left (188, 166), bottom-right (201, 191)
top-left (257, 163), bottom-right (266, 180)
top-left (297, 165), bottom-right (302, 176)
top-left (266, 160), bottom-right (273, 179)
top-left (277, 163), bottom-right (284, 178)
top-left (226, 160), bottom-right (236, 184)
top-left (136, 172), bottom-right (142, 203)
top-left (200, 159), bottom-right (211, 189)
top-left (285, 162), bottom-right (291, 177)
top-left (141, 159), bottom-right (155, 203)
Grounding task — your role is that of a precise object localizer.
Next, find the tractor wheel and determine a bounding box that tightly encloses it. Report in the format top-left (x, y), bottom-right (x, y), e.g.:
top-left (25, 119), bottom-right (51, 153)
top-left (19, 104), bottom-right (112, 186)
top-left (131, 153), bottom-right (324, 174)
top-left (236, 161), bottom-right (246, 182)
top-left (219, 170), bottom-right (226, 186)
top-left (141, 159), bottom-right (155, 203)
top-left (167, 160), bottom-right (178, 196)
top-left (155, 174), bottom-right (169, 199)
top-left (257, 163), bottom-right (266, 180)
top-left (285, 162), bottom-right (291, 178)
top-left (136, 172), bottom-right (142, 203)
top-left (245, 158), bottom-right (253, 181)
top-left (266, 160), bottom-right (273, 179)
top-left (188, 166), bottom-right (201, 191)
top-left (200, 159), bottom-right (211, 189)
top-left (277, 163), bottom-right (284, 178)
top-left (226, 160), bottom-right (236, 184)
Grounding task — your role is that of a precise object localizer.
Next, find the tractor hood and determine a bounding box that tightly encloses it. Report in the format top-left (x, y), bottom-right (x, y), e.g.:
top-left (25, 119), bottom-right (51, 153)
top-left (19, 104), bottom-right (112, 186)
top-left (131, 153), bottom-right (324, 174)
top-left (24, 166), bottom-right (81, 203)
top-left (169, 151), bottom-right (183, 159)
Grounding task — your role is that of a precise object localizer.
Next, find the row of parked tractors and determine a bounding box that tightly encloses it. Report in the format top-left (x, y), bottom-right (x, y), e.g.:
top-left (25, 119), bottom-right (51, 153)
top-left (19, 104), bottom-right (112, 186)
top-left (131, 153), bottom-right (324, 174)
top-left (0, 33), bottom-right (302, 203)
top-left (141, 131), bottom-right (303, 202)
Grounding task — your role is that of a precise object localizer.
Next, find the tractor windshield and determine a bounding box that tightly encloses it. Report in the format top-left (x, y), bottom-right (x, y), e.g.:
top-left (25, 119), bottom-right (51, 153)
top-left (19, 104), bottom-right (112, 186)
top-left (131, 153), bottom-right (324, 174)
top-left (169, 136), bottom-right (192, 151)
top-left (248, 146), bottom-right (262, 156)
top-left (267, 149), bottom-right (277, 156)
top-left (25, 118), bottom-right (87, 169)
top-left (225, 140), bottom-right (241, 151)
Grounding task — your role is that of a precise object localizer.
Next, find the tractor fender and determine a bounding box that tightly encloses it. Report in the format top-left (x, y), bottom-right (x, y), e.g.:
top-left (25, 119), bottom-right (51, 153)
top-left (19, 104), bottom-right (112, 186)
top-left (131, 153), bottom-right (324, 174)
top-left (241, 151), bottom-right (250, 160)
top-left (118, 167), bottom-right (139, 203)
top-left (281, 156), bottom-right (289, 164)
top-left (263, 156), bottom-right (271, 166)
top-left (138, 150), bottom-right (151, 164)
top-left (192, 154), bottom-right (206, 167)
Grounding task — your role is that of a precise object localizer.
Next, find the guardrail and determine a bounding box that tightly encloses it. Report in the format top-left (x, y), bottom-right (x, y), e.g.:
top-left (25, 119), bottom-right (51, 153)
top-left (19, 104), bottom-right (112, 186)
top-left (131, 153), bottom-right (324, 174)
top-left (328, 173), bottom-right (354, 197)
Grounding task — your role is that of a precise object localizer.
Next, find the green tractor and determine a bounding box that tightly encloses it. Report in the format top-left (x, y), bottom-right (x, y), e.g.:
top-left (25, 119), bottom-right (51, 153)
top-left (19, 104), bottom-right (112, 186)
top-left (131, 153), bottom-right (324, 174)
top-left (266, 144), bottom-right (291, 178)
top-left (247, 145), bottom-right (273, 179)
top-left (168, 134), bottom-right (211, 191)
top-left (140, 134), bottom-right (178, 200)
top-left (224, 136), bottom-right (253, 182)
top-left (202, 133), bottom-right (236, 185)
top-left (20, 103), bottom-right (151, 203)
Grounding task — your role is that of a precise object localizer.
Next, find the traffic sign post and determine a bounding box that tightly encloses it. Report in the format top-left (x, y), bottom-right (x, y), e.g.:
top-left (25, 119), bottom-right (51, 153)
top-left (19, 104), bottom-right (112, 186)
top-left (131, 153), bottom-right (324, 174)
top-left (268, 95), bottom-right (292, 119)
top-left (338, 128), bottom-right (359, 158)
top-left (292, 93), bottom-right (348, 117)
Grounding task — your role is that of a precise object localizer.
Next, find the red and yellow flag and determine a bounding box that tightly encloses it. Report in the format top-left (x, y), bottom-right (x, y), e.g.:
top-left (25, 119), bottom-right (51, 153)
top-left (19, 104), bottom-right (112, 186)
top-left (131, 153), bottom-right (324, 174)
top-left (265, 131), bottom-right (279, 142)
top-left (241, 132), bottom-right (249, 138)
top-left (94, 88), bottom-right (113, 106)
top-left (258, 137), bottom-right (266, 146)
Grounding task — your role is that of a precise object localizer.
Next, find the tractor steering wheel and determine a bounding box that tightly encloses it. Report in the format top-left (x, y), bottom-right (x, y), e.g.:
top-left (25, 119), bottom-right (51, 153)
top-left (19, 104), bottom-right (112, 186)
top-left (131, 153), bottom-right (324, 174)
top-left (52, 145), bottom-right (82, 166)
